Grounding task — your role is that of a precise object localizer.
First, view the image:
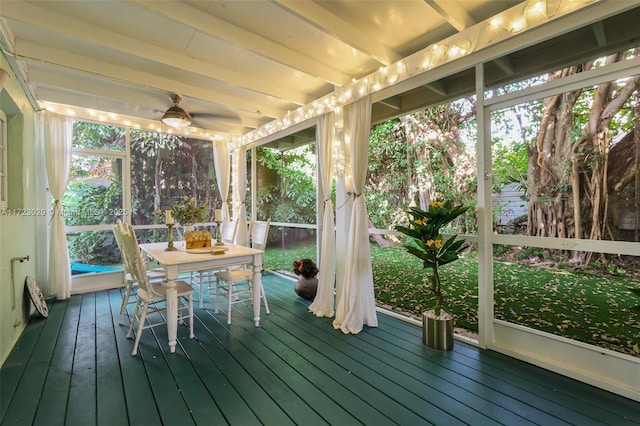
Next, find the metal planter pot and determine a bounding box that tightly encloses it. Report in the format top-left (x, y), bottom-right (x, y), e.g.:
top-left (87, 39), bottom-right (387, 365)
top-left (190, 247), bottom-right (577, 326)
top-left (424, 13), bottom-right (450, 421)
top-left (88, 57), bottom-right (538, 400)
top-left (422, 310), bottom-right (454, 350)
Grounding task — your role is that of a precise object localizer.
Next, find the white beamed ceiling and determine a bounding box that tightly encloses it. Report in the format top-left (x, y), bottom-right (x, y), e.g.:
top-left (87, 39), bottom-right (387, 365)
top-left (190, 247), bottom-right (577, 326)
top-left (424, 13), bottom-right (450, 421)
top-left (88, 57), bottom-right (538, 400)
top-left (1, 1), bottom-right (640, 142)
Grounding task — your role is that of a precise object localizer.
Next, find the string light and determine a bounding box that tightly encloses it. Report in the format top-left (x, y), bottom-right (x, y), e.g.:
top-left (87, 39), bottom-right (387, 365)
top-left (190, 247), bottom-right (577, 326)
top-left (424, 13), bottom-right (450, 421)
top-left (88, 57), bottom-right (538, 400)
top-left (43, 101), bottom-right (220, 141)
top-left (235, 0), bottom-right (594, 149)
top-left (45, 0), bottom-right (593, 150)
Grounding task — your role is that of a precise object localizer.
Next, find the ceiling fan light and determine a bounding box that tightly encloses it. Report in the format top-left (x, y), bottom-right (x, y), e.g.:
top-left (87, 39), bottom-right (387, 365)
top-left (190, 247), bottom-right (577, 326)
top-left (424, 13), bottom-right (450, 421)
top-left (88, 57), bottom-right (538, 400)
top-left (161, 105), bottom-right (191, 128)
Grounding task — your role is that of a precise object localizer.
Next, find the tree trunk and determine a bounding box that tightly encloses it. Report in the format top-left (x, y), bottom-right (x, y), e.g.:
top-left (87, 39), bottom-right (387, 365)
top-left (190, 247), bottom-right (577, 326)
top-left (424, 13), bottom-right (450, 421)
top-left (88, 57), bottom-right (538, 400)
top-left (527, 53), bottom-right (640, 264)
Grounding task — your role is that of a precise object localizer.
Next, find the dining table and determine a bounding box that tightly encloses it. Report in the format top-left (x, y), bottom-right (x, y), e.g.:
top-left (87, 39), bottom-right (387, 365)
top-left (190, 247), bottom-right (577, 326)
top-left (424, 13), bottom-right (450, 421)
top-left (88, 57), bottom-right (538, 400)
top-left (139, 241), bottom-right (265, 353)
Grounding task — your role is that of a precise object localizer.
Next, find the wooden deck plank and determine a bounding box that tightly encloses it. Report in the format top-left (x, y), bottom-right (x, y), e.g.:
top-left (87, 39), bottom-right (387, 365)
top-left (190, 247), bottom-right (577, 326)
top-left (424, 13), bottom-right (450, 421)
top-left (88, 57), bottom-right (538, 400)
top-left (96, 291), bottom-right (128, 426)
top-left (234, 315), bottom-right (399, 426)
top-left (265, 286), bottom-right (503, 425)
top-left (364, 316), bottom-right (592, 424)
top-left (0, 306), bottom-right (48, 422)
top-left (2, 274), bottom-right (638, 426)
top-left (198, 311), bottom-right (329, 426)
top-left (106, 289), bottom-right (163, 425)
top-left (363, 320), bottom-right (573, 426)
top-left (135, 315), bottom-right (197, 425)
top-left (186, 311), bottom-right (295, 426)
top-left (178, 318), bottom-right (259, 426)
top-left (152, 316), bottom-right (230, 425)
top-left (32, 295), bottom-right (82, 426)
top-left (203, 307), bottom-right (383, 426)
top-left (438, 340), bottom-right (638, 425)
top-left (198, 307), bottom-right (363, 425)
top-left (66, 292), bottom-right (98, 425)
top-left (251, 288), bottom-right (465, 425)
top-left (452, 341), bottom-right (640, 423)
top-left (267, 276), bottom-right (640, 425)
top-left (0, 301), bottom-right (60, 426)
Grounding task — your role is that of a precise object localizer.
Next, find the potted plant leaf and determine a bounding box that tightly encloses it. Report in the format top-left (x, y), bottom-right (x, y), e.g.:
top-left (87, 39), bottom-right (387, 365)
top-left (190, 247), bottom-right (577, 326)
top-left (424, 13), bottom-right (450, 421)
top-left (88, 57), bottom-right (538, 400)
top-left (172, 196), bottom-right (208, 229)
top-left (395, 200), bottom-right (469, 350)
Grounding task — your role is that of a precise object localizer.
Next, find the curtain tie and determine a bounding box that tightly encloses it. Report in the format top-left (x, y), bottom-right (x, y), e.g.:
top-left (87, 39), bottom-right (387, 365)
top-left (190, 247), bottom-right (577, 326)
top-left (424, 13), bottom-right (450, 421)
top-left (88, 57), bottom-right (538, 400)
top-left (49, 199), bottom-right (62, 225)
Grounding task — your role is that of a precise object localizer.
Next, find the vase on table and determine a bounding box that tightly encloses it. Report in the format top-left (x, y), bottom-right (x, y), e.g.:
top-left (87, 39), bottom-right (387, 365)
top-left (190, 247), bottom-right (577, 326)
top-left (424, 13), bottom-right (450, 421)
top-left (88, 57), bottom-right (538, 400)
top-left (294, 277), bottom-right (318, 300)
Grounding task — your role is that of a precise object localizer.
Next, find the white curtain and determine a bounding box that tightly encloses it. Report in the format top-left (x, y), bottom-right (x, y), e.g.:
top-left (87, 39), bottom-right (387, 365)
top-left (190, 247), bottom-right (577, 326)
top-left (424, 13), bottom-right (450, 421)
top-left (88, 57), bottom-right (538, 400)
top-left (333, 97), bottom-right (378, 333)
top-left (234, 148), bottom-right (248, 246)
top-left (213, 140), bottom-right (231, 220)
top-left (309, 114), bottom-right (336, 317)
top-left (44, 112), bottom-right (73, 300)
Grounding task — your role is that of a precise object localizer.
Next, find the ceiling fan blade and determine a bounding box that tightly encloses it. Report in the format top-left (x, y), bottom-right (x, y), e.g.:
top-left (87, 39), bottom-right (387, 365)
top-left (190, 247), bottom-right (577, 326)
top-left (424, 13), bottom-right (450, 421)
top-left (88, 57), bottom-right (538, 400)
top-left (191, 112), bottom-right (242, 124)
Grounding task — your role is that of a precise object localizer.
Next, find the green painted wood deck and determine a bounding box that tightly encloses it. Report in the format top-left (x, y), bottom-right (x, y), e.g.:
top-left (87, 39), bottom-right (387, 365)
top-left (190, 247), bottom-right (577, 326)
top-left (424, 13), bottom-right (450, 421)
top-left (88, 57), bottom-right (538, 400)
top-left (2, 274), bottom-right (639, 425)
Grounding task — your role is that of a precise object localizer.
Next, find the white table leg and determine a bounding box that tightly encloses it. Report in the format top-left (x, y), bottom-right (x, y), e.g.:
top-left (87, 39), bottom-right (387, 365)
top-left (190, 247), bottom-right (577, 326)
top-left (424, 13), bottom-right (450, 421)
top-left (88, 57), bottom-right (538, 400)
top-left (165, 265), bottom-right (178, 353)
top-left (252, 254), bottom-right (263, 327)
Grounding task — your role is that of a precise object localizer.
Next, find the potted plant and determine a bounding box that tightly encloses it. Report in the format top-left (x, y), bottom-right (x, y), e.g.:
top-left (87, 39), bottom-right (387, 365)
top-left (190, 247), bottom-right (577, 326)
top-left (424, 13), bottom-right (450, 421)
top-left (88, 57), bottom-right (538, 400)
top-left (395, 200), bottom-right (469, 350)
top-left (293, 258), bottom-right (319, 300)
top-left (172, 196), bottom-right (208, 230)
top-left (171, 196), bottom-right (210, 249)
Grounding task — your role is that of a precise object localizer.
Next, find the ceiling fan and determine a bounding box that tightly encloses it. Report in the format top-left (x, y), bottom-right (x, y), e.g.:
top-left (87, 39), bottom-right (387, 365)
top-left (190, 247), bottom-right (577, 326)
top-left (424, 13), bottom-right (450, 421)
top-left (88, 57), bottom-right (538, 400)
top-left (160, 94), bottom-right (244, 130)
top-left (161, 94), bottom-right (192, 128)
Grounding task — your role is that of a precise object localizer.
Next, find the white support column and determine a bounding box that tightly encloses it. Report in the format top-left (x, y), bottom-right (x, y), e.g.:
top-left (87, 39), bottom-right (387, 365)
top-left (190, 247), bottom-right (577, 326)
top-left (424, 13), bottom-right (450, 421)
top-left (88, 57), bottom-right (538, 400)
top-left (475, 63), bottom-right (494, 349)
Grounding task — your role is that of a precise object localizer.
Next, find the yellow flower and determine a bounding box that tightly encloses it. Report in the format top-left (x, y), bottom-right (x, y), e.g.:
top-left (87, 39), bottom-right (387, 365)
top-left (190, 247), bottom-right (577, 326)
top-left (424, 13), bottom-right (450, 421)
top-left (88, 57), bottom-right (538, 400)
top-left (427, 239), bottom-right (443, 249)
top-left (430, 201), bottom-right (444, 209)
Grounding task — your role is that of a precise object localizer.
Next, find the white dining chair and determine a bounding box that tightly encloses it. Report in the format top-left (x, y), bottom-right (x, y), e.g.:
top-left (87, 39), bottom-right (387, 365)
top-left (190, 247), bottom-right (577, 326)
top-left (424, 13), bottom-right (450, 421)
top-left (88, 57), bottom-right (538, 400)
top-left (113, 220), bottom-right (195, 356)
top-left (114, 232), bottom-right (166, 325)
top-left (191, 219), bottom-right (239, 308)
top-left (214, 219), bottom-right (271, 324)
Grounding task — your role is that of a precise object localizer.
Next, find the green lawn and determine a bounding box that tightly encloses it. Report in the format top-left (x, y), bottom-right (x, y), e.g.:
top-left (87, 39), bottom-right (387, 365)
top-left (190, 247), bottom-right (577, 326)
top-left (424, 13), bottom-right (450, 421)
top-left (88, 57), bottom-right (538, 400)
top-left (265, 242), bottom-right (640, 357)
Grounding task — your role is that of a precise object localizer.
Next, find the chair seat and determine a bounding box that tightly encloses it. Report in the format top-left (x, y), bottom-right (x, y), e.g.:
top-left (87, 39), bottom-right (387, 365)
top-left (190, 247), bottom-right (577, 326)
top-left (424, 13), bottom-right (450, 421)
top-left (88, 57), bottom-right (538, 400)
top-left (119, 269), bottom-right (166, 325)
top-left (126, 269), bottom-right (165, 282)
top-left (137, 279), bottom-right (194, 301)
top-left (214, 269), bottom-right (252, 283)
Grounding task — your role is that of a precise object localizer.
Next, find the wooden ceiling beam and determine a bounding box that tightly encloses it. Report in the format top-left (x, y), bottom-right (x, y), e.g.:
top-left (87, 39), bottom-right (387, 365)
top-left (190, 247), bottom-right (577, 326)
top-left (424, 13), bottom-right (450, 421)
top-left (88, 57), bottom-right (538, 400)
top-left (272, 0), bottom-right (402, 66)
top-left (493, 57), bottom-right (516, 76)
top-left (423, 0), bottom-right (477, 32)
top-left (20, 42), bottom-right (286, 119)
top-left (127, 0), bottom-right (350, 88)
top-left (591, 21), bottom-right (607, 47)
top-left (2, 1), bottom-right (309, 106)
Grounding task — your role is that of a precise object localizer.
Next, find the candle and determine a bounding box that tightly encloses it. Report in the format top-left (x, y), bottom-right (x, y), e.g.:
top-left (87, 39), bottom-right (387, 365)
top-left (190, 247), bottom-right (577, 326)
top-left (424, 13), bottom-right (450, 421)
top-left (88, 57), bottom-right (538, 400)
top-left (165, 209), bottom-right (174, 225)
top-left (215, 209), bottom-right (222, 222)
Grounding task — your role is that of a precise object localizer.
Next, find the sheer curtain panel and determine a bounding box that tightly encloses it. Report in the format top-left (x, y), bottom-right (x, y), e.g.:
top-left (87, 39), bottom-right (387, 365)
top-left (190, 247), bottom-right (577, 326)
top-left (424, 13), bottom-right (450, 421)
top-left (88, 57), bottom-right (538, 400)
top-left (309, 114), bottom-right (336, 317)
top-left (213, 140), bottom-right (231, 221)
top-left (333, 97), bottom-right (378, 333)
top-left (234, 148), bottom-right (248, 246)
top-left (44, 111), bottom-right (72, 299)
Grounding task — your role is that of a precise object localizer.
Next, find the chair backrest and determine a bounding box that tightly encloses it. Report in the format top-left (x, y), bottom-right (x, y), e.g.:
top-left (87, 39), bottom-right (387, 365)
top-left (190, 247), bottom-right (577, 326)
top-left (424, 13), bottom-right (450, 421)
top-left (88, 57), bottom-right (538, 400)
top-left (221, 220), bottom-right (238, 244)
top-left (113, 220), bottom-right (159, 297)
top-left (248, 219), bottom-right (271, 251)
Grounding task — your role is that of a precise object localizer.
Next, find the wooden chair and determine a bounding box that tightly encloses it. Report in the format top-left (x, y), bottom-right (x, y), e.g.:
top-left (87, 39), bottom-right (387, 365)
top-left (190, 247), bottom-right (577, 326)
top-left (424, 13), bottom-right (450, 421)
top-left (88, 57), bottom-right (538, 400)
top-left (114, 234), bottom-right (165, 325)
top-left (191, 219), bottom-right (239, 308)
top-left (214, 219), bottom-right (271, 324)
top-left (113, 220), bottom-right (194, 356)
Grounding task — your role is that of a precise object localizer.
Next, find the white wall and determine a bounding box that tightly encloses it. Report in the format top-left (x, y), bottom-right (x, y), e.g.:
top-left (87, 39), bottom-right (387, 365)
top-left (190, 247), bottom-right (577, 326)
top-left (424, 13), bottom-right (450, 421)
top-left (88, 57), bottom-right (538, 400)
top-left (0, 55), bottom-right (40, 365)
